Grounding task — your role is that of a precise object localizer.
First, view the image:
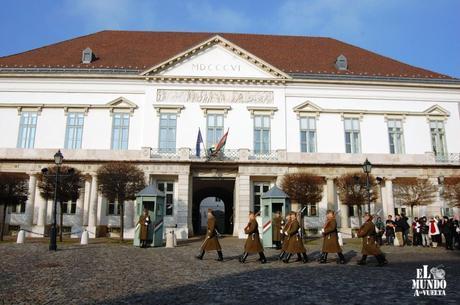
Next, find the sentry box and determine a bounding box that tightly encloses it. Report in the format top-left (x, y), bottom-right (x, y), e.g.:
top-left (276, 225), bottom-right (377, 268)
top-left (134, 185), bottom-right (166, 247)
top-left (260, 185), bottom-right (290, 248)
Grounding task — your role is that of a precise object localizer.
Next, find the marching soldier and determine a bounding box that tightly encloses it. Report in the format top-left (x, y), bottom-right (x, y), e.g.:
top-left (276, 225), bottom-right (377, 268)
top-left (240, 211), bottom-right (267, 264)
top-left (137, 208), bottom-right (151, 248)
top-left (283, 212), bottom-right (308, 263)
top-left (272, 210), bottom-right (282, 249)
top-left (278, 213), bottom-right (291, 260)
top-left (319, 210), bottom-right (346, 264)
top-left (357, 212), bottom-right (388, 267)
top-left (196, 209), bottom-right (223, 261)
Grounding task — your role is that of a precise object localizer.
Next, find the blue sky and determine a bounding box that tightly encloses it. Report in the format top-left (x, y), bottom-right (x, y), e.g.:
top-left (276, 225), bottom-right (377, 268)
top-left (1, 0), bottom-right (459, 78)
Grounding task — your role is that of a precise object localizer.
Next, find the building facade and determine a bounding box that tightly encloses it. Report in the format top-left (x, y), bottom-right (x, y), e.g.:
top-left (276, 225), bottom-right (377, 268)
top-left (0, 31), bottom-right (459, 239)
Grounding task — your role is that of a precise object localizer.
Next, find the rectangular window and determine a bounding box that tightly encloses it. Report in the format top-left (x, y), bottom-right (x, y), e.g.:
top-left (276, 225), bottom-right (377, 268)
top-left (62, 201), bottom-right (77, 214)
top-left (344, 118), bottom-right (361, 153)
top-left (253, 182), bottom-right (270, 213)
top-left (107, 202), bottom-right (121, 215)
top-left (65, 112), bottom-right (84, 149)
top-left (206, 114), bottom-right (224, 148)
top-left (159, 113), bottom-right (176, 152)
top-left (253, 115), bottom-right (270, 154)
top-left (17, 112), bottom-right (37, 148)
top-left (305, 203), bottom-right (318, 216)
top-left (430, 120), bottom-right (447, 156)
top-left (111, 113), bottom-right (130, 150)
top-left (300, 117), bottom-right (316, 152)
top-left (158, 181), bottom-right (174, 216)
top-left (348, 205), bottom-right (355, 217)
top-left (388, 119), bottom-right (405, 154)
top-left (11, 203), bottom-right (26, 214)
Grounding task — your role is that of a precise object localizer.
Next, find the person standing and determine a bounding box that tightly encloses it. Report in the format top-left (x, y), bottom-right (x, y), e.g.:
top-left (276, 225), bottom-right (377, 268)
top-left (196, 209), bottom-right (223, 261)
top-left (420, 216), bottom-right (430, 247)
top-left (375, 217), bottom-right (385, 246)
top-left (385, 215), bottom-right (395, 245)
top-left (283, 212), bottom-right (308, 264)
top-left (278, 213), bottom-right (291, 260)
top-left (401, 213), bottom-right (410, 245)
top-left (394, 214), bottom-right (404, 247)
top-left (137, 208), bottom-right (151, 248)
top-left (412, 217), bottom-right (421, 247)
top-left (428, 216), bottom-right (441, 247)
top-left (319, 210), bottom-right (346, 264)
top-left (357, 213), bottom-right (388, 267)
top-left (441, 216), bottom-right (454, 250)
top-left (240, 211), bottom-right (266, 264)
top-left (272, 210), bottom-right (282, 250)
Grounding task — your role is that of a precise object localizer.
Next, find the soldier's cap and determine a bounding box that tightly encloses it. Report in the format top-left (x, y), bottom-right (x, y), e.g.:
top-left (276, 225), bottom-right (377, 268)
top-left (207, 208), bottom-right (213, 212)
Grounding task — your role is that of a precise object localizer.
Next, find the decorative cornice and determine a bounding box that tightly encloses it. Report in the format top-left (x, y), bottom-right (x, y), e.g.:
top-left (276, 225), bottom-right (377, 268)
top-left (153, 104), bottom-right (185, 116)
top-left (247, 106), bottom-right (278, 118)
top-left (200, 105), bottom-right (232, 116)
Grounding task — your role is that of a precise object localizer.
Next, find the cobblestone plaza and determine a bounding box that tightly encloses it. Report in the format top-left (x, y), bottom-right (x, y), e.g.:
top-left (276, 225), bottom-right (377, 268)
top-left (1, 238), bottom-right (459, 305)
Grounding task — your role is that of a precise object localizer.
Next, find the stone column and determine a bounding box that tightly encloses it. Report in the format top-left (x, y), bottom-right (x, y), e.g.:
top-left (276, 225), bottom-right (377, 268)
top-left (124, 200), bottom-right (134, 229)
top-left (339, 201), bottom-right (349, 229)
top-left (25, 173), bottom-right (37, 227)
top-left (177, 168), bottom-right (191, 237)
top-left (82, 178), bottom-right (91, 226)
top-left (88, 175), bottom-right (98, 231)
top-left (383, 178), bottom-right (395, 217)
top-left (76, 196), bottom-right (84, 226)
top-left (326, 177), bottom-right (335, 211)
top-left (36, 190), bottom-right (47, 227)
top-left (235, 174), bottom-right (250, 238)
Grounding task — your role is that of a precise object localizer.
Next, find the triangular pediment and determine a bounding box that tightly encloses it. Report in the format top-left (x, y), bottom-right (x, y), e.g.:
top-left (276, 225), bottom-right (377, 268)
top-left (141, 35), bottom-right (290, 80)
top-left (106, 97), bottom-right (137, 109)
top-left (423, 105), bottom-right (450, 116)
top-left (293, 101), bottom-right (323, 113)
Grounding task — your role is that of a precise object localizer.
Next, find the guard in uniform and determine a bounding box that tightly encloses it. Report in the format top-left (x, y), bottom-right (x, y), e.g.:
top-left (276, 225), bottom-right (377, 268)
top-left (283, 212), bottom-right (308, 263)
top-left (196, 209), bottom-right (223, 261)
top-left (240, 211), bottom-right (267, 264)
top-left (137, 208), bottom-right (151, 248)
top-left (272, 210), bottom-right (283, 249)
top-left (357, 213), bottom-right (388, 266)
top-left (319, 210), bottom-right (346, 264)
top-left (278, 213), bottom-right (291, 260)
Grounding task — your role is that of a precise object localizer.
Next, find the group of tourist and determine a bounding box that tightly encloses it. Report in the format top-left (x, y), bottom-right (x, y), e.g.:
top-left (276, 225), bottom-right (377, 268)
top-left (196, 208), bottom-right (388, 267)
top-left (379, 213), bottom-right (459, 250)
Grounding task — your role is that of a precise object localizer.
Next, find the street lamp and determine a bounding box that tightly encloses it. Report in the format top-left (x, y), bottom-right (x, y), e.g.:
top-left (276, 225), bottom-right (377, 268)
top-left (362, 158), bottom-right (372, 214)
top-left (42, 150), bottom-right (63, 251)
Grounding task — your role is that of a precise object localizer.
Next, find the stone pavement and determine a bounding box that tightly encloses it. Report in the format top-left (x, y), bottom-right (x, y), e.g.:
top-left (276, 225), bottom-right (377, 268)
top-left (0, 237), bottom-right (459, 305)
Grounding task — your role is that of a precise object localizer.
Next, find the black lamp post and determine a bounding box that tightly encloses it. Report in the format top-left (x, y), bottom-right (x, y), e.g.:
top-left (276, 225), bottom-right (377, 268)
top-left (362, 158), bottom-right (372, 214)
top-left (42, 150), bottom-right (63, 251)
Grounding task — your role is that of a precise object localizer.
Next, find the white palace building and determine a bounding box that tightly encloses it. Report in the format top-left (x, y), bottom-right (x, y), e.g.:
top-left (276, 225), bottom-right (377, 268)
top-left (0, 31), bottom-right (459, 239)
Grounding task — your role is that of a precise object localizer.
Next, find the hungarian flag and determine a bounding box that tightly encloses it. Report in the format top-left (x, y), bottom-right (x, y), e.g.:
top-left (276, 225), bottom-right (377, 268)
top-left (196, 128), bottom-right (203, 157)
top-left (211, 129), bottom-right (228, 156)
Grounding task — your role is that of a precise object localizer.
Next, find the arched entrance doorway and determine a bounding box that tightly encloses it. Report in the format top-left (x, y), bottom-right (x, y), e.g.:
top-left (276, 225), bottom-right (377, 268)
top-left (198, 196), bottom-right (225, 234)
top-left (192, 178), bottom-right (235, 235)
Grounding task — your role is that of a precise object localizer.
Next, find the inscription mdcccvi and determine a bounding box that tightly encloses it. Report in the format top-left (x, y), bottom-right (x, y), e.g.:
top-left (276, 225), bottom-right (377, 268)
top-left (156, 90), bottom-right (274, 104)
top-left (191, 63), bottom-right (241, 72)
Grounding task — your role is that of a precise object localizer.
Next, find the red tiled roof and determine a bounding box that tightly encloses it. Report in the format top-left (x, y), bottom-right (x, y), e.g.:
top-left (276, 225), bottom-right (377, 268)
top-left (0, 30), bottom-right (452, 79)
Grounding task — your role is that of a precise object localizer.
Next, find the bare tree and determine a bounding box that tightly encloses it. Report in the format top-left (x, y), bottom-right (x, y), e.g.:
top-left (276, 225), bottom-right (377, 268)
top-left (281, 172), bottom-right (324, 236)
top-left (336, 172), bottom-right (378, 225)
top-left (37, 166), bottom-right (84, 241)
top-left (393, 177), bottom-right (437, 216)
top-left (0, 172), bottom-right (29, 241)
top-left (441, 176), bottom-right (460, 208)
top-left (97, 162), bottom-right (146, 241)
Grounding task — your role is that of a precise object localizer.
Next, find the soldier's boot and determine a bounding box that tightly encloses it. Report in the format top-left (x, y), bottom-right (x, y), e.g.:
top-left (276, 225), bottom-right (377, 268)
top-left (239, 252), bottom-right (248, 263)
top-left (282, 253), bottom-right (292, 263)
top-left (296, 253), bottom-right (302, 262)
top-left (217, 251), bottom-right (224, 262)
top-left (196, 250), bottom-right (205, 260)
top-left (376, 254), bottom-right (388, 267)
top-left (302, 252), bottom-right (309, 263)
top-left (259, 252), bottom-right (267, 264)
top-left (337, 252), bottom-right (346, 264)
top-left (278, 251), bottom-right (286, 261)
top-left (319, 252), bottom-right (328, 264)
top-left (357, 255), bottom-right (367, 265)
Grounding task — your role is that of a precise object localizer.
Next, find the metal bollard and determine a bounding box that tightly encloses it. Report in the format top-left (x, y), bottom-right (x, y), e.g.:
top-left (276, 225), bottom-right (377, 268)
top-left (81, 230), bottom-right (89, 245)
top-left (16, 230), bottom-right (25, 244)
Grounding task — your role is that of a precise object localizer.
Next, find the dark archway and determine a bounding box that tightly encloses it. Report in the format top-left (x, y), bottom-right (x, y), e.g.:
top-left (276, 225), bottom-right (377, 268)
top-left (192, 178), bottom-right (235, 235)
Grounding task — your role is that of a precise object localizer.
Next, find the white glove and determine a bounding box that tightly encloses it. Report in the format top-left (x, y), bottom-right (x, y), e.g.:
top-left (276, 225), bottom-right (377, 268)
top-left (284, 231), bottom-right (289, 236)
top-left (280, 229), bottom-right (283, 234)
